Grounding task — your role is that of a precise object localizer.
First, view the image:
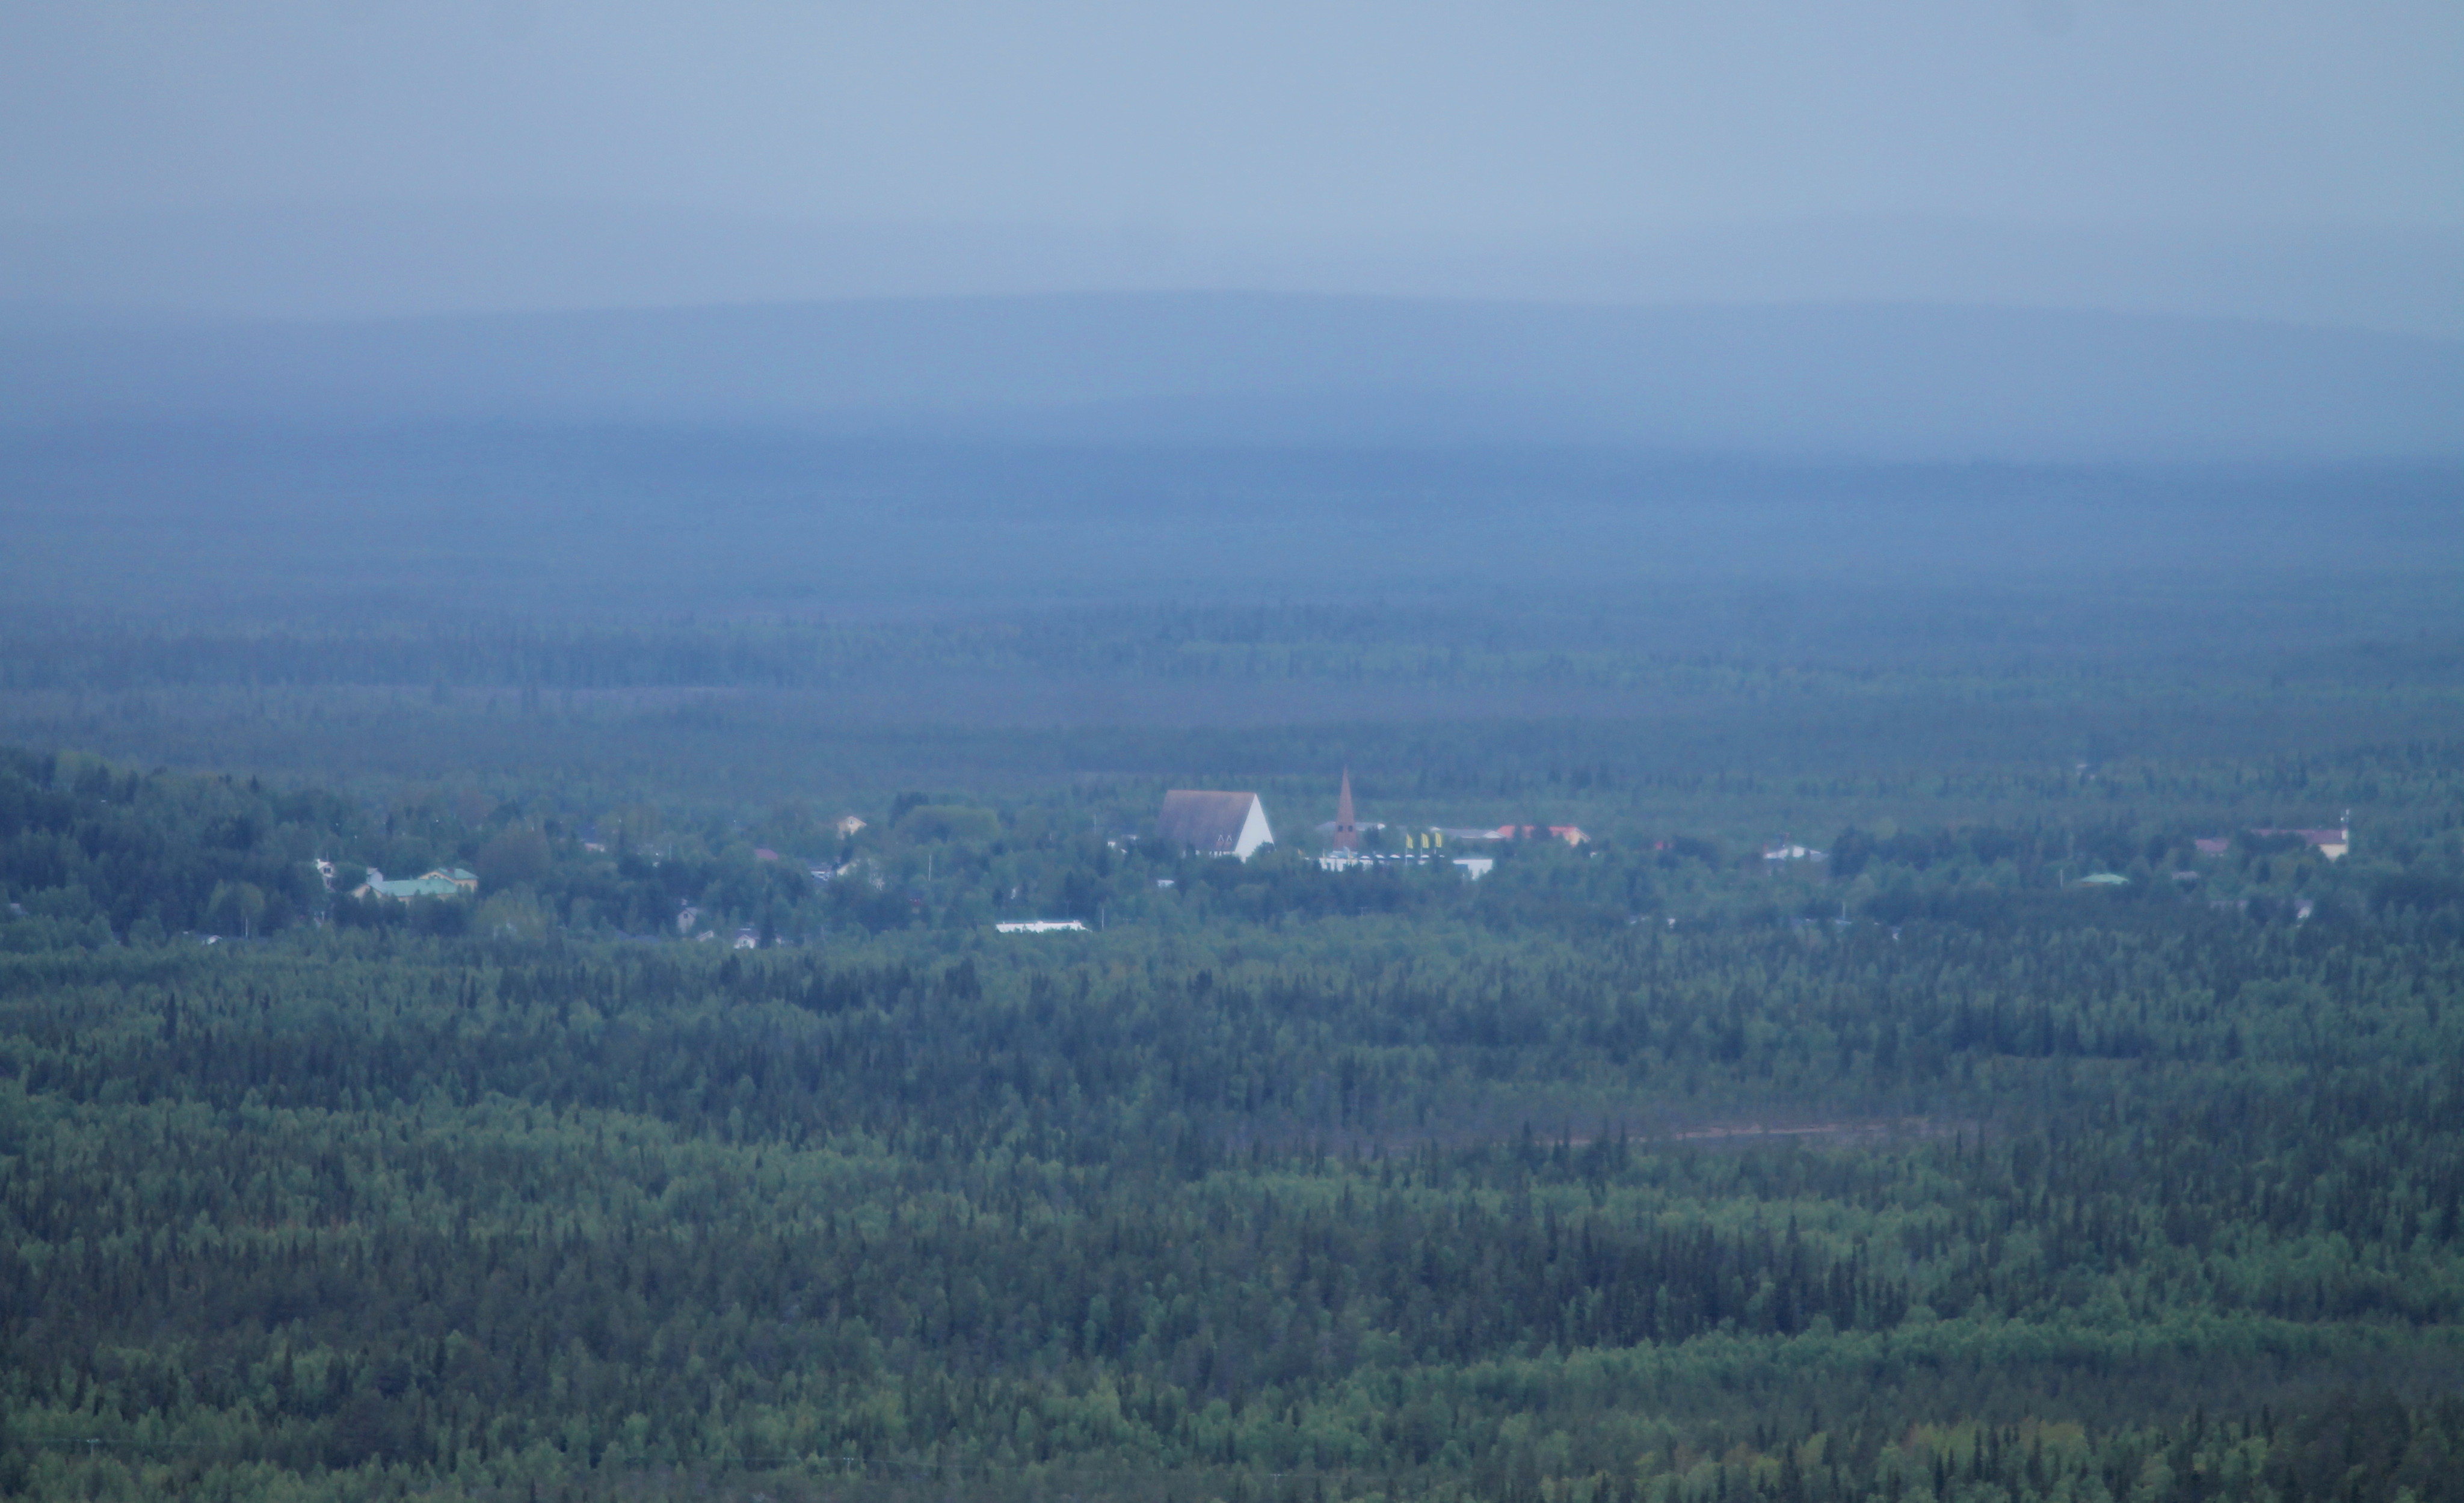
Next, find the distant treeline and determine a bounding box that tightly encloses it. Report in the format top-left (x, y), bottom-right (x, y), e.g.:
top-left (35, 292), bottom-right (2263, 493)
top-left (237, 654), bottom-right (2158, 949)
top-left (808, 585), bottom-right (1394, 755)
top-left (9, 595), bottom-right (2464, 826)
top-left (7, 597), bottom-right (2463, 695)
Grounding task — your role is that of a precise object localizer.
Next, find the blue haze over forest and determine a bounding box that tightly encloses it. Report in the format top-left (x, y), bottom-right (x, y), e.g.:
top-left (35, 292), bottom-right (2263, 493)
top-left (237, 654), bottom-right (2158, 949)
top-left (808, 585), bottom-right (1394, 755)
top-left (6, 8), bottom-right (2464, 1500)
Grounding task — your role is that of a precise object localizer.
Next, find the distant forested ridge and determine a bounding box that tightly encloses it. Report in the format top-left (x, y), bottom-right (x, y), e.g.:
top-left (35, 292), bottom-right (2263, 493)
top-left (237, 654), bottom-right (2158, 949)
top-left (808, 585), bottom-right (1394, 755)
top-left (7, 297), bottom-right (2460, 459)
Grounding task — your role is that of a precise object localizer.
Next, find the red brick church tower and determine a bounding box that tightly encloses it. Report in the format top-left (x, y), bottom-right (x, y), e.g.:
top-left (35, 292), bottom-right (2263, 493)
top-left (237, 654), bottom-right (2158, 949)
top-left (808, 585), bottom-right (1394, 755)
top-left (1333, 767), bottom-right (1360, 852)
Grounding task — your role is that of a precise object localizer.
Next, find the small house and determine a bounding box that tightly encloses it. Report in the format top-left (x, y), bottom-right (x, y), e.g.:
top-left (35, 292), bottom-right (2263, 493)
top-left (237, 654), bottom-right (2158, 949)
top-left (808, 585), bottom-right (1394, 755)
top-left (2247, 826), bottom-right (2351, 861)
top-left (2299, 828), bottom-right (2350, 861)
top-left (1489, 825), bottom-right (1588, 846)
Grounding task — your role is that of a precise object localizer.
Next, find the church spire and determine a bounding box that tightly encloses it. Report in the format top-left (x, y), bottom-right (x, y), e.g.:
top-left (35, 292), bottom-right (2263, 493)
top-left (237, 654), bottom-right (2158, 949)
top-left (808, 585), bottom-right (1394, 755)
top-left (1334, 766), bottom-right (1358, 852)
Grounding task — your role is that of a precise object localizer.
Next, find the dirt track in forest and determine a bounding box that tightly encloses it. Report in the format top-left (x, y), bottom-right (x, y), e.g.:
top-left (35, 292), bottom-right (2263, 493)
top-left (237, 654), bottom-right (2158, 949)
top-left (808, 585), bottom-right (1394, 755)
top-left (1660, 1116), bottom-right (1958, 1145)
top-left (1240, 1113), bottom-right (1977, 1157)
top-left (1536, 1115), bottom-right (1979, 1151)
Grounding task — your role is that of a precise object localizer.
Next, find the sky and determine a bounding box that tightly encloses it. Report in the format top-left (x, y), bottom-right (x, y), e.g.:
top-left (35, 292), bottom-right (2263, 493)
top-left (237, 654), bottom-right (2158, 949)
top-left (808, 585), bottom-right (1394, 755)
top-left (1, 1), bottom-right (2460, 325)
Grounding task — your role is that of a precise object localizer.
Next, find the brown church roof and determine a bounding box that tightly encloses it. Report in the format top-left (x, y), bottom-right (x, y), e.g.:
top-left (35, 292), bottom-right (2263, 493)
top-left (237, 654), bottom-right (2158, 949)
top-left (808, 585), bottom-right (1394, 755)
top-left (1157, 790), bottom-right (1262, 854)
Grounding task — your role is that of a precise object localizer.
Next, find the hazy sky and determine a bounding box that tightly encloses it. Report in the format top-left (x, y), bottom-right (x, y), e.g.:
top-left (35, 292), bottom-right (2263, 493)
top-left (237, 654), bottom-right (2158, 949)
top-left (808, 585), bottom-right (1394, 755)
top-left (3, 2), bottom-right (2460, 321)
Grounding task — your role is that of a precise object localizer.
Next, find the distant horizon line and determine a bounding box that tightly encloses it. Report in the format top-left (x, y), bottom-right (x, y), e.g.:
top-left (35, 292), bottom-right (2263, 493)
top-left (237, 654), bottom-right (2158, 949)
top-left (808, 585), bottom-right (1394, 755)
top-left (7, 288), bottom-right (2461, 346)
top-left (2, 203), bottom-right (2457, 339)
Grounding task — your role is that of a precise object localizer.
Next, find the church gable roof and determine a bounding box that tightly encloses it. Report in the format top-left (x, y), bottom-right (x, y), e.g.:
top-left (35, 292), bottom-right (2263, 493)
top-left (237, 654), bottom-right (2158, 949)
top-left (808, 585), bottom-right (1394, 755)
top-left (1157, 790), bottom-right (1264, 854)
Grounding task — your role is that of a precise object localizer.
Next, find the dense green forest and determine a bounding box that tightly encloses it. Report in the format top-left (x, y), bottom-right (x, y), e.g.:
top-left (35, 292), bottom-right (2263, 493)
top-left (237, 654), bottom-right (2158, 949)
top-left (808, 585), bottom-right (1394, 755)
top-left (4, 40), bottom-right (2460, 1498)
top-left (5, 737), bottom-right (2464, 1500)
top-left (2, 453), bottom-right (2459, 1502)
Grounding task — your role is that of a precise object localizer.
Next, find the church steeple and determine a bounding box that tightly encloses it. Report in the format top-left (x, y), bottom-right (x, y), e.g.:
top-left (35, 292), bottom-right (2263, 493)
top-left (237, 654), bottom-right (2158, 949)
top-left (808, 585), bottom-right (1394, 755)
top-left (1334, 767), bottom-right (1358, 852)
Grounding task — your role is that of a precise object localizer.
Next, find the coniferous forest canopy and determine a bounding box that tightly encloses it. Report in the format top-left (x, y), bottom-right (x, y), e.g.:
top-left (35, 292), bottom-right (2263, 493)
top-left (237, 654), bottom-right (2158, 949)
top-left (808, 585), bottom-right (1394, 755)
top-left (2, 437), bottom-right (2464, 1503)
